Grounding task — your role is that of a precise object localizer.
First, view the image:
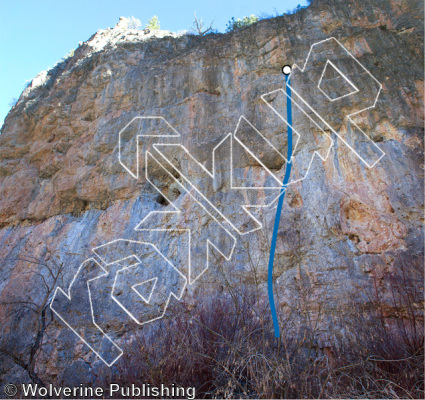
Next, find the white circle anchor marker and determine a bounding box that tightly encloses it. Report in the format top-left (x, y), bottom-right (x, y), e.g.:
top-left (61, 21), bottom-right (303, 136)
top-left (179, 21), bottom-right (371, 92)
top-left (282, 65), bottom-right (292, 75)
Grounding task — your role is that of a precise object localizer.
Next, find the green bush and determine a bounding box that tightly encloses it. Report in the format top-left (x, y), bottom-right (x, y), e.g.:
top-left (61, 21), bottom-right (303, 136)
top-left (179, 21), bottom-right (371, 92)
top-left (146, 15), bottom-right (160, 30)
top-left (286, 4), bottom-right (308, 15)
top-left (226, 14), bottom-right (259, 32)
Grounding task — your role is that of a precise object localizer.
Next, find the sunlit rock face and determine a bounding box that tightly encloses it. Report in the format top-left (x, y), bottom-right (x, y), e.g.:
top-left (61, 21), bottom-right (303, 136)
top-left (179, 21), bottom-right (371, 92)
top-left (0, 0), bottom-right (423, 385)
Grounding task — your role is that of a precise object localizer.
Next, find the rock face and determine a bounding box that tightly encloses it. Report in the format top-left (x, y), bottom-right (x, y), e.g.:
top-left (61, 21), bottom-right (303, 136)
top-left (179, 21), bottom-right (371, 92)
top-left (0, 0), bottom-right (423, 386)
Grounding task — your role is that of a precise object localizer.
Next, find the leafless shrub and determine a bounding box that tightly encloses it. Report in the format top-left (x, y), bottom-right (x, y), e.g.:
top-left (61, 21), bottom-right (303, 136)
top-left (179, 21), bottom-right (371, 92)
top-left (191, 12), bottom-right (215, 36)
top-left (0, 251), bottom-right (65, 385)
top-left (113, 259), bottom-right (423, 399)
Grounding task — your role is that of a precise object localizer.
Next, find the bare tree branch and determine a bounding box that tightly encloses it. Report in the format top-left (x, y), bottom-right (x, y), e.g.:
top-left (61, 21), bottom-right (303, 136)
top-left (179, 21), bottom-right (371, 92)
top-left (0, 251), bottom-right (66, 386)
top-left (192, 12), bottom-right (214, 36)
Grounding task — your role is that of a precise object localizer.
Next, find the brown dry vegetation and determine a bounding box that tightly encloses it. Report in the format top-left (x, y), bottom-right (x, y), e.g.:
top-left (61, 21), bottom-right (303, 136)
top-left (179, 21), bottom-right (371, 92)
top-left (114, 261), bottom-right (424, 399)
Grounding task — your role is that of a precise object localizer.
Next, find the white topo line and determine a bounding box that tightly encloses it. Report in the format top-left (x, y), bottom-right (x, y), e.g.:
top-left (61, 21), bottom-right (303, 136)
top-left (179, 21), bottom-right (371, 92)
top-left (52, 36), bottom-right (385, 366)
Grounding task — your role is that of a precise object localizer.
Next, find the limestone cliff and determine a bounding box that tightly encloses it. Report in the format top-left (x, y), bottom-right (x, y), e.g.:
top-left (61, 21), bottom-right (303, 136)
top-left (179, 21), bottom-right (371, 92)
top-left (0, 0), bottom-right (423, 387)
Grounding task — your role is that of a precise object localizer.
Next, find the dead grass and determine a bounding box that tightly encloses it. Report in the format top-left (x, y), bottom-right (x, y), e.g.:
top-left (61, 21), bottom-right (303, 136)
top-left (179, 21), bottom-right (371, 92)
top-left (114, 261), bottom-right (424, 399)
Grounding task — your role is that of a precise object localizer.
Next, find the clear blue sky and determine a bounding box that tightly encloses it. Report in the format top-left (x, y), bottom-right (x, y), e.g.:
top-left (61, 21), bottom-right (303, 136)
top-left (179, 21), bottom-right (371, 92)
top-left (0, 0), bottom-right (308, 128)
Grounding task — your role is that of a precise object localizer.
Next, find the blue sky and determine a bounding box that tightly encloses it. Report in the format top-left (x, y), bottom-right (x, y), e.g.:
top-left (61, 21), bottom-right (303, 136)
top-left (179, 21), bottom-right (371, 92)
top-left (0, 0), bottom-right (308, 127)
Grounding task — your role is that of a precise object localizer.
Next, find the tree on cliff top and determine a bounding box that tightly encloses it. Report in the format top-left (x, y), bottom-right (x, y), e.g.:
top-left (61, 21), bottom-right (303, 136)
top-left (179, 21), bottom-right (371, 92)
top-left (226, 14), bottom-right (259, 32)
top-left (146, 16), bottom-right (160, 30)
top-left (125, 16), bottom-right (142, 29)
top-left (191, 12), bottom-right (215, 36)
top-left (116, 16), bottom-right (141, 30)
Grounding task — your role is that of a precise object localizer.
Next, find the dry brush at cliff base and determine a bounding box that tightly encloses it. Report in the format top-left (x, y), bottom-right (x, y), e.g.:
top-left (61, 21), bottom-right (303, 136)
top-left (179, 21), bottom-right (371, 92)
top-left (1, 253), bottom-right (423, 398)
top-left (0, 0), bottom-right (424, 396)
top-left (112, 261), bottom-right (424, 399)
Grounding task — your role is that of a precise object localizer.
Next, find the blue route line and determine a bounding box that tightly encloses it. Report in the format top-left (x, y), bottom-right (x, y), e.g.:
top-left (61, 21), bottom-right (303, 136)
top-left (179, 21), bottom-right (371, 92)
top-left (267, 74), bottom-right (293, 338)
